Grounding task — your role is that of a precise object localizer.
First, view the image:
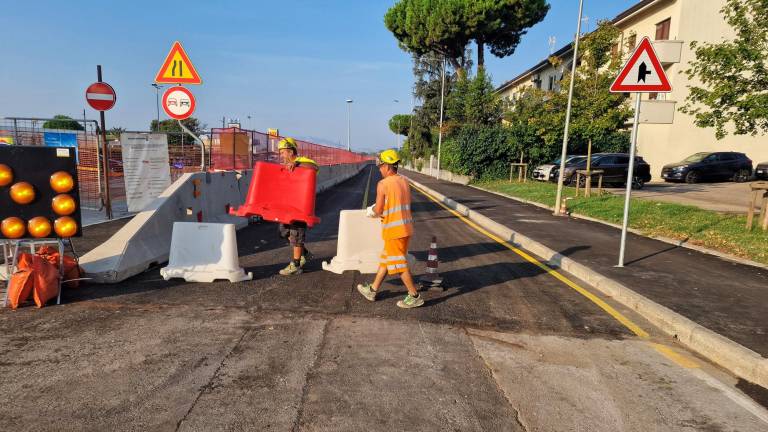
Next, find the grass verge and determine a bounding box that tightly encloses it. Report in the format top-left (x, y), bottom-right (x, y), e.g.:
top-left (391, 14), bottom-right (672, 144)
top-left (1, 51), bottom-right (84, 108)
top-left (475, 179), bottom-right (768, 266)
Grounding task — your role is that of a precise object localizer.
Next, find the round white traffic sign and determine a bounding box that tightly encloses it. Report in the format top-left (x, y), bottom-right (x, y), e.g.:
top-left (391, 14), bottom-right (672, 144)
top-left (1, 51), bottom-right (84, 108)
top-left (162, 86), bottom-right (196, 120)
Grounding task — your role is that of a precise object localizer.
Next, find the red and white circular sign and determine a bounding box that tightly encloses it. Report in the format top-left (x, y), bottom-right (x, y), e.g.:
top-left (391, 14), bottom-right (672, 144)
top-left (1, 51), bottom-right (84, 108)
top-left (85, 82), bottom-right (117, 111)
top-left (162, 86), bottom-right (196, 120)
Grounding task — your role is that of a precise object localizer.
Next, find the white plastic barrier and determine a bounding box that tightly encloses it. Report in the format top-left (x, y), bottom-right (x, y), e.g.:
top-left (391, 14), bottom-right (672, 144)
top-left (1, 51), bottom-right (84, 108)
top-left (160, 222), bottom-right (252, 283)
top-left (322, 209), bottom-right (416, 274)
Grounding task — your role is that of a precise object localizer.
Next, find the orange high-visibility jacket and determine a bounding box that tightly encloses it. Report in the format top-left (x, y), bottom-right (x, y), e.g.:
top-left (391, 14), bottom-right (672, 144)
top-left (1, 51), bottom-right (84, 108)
top-left (380, 174), bottom-right (413, 240)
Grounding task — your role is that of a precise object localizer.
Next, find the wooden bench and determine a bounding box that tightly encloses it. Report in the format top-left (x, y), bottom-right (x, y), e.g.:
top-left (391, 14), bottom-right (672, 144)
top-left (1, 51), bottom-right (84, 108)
top-left (575, 169), bottom-right (604, 198)
top-left (746, 181), bottom-right (768, 231)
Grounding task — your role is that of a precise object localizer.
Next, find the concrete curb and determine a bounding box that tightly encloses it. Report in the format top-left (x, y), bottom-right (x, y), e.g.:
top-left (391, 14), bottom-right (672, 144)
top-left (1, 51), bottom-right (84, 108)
top-left (407, 176), bottom-right (768, 390)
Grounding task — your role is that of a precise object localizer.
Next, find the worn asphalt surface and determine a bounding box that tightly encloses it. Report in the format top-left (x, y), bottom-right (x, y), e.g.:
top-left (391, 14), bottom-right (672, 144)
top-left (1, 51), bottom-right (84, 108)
top-left (1, 166), bottom-right (766, 431)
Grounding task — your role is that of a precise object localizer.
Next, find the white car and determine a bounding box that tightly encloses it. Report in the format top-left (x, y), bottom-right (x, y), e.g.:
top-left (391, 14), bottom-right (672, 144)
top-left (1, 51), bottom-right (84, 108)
top-left (532, 155), bottom-right (586, 181)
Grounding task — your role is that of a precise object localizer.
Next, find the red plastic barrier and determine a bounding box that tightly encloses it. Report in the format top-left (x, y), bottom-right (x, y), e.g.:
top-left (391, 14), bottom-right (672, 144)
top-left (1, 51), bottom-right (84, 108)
top-left (230, 161), bottom-right (321, 227)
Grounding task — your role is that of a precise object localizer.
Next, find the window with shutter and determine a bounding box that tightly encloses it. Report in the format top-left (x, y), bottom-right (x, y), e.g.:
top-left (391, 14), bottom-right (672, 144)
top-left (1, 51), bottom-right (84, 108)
top-left (656, 18), bottom-right (671, 40)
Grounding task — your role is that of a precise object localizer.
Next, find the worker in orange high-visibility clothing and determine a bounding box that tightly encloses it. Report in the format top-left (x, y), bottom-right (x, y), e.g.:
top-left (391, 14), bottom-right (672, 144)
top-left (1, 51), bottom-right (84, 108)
top-left (357, 149), bottom-right (424, 308)
top-left (277, 137), bottom-right (318, 276)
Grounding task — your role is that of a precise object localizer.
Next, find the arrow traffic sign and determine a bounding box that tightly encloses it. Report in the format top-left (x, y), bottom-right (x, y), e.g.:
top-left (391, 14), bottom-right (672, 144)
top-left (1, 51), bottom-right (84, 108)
top-left (162, 86), bottom-right (196, 120)
top-left (154, 41), bottom-right (202, 85)
top-left (85, 82), bottom-right (117, 111)
top-left (610, 37), bottom-right (671, 93)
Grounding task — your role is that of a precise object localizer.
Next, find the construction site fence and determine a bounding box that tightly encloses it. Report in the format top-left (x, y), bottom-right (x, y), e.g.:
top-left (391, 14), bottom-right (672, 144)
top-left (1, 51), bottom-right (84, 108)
top-left (1, 118), bottom-right (202, 214)
top-left (207, 127), bottom-right (371, 171)
top-left (2, 119), bottom-right (371, 216)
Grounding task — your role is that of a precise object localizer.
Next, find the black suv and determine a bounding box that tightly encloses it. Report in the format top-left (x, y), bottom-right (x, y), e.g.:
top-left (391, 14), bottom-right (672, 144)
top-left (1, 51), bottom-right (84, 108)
top-left (661, 152), bottom-right (752, 183)
top-left (755, 162), bottom-right (768, 180)
top-left (553, 153), bottom-right (652, 189)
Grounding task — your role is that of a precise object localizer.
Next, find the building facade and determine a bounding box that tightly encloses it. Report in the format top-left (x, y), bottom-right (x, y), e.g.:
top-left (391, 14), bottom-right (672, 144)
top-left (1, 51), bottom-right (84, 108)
top-left (497, 0), bottom-right (768, 180)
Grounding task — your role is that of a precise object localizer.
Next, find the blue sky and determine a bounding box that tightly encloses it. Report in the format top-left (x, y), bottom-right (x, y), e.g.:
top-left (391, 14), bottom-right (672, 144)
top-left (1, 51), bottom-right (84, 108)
top-left (1, 0), bottom-right (638, 152)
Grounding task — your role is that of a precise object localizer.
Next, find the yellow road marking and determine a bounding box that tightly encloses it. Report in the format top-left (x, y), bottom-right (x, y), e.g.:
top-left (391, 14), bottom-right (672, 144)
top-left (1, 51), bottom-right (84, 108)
top-left (651, 343), bottom-right (700, 369)
top-left (410, 182), bottom-right (704, 369)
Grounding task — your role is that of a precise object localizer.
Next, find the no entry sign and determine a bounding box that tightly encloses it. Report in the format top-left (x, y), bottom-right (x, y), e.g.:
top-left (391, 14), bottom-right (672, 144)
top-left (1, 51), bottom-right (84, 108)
top-left (162, 86), bottom-right (196, 120)
top-left (85, 82), bottom-right (117, 111)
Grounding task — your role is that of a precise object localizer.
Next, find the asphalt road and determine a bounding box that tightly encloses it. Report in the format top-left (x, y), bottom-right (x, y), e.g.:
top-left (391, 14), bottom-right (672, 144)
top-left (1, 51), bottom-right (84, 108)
top-left (1, 167), bottom-right (766, 431)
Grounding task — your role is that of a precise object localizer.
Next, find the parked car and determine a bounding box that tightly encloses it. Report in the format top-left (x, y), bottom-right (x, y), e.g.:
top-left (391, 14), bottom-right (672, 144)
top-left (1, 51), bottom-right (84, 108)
top-left (661, 152), bottom-right (752, 183)
top-left (552, 153), bottom-right (652, 189)
top-left (755, 162), bottom-right (768, 180)
top-left (532, 155), bottom-right (585, 181)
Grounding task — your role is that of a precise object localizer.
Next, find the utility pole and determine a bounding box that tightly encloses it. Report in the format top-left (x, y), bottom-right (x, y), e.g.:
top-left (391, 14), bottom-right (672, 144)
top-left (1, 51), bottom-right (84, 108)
top-left (553, 0), bottom-right (585, 216)
top-left (151, 83), bottom-right (163, 130)
top-left (436, 57), bottom-right (446, 180)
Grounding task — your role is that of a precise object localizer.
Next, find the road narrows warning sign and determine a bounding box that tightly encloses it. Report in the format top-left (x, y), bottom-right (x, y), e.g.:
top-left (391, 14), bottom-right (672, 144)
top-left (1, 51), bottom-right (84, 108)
top-left (610, 37), bottom-right (671, 93)
top-left (155, 41), bottom-right (202, 85)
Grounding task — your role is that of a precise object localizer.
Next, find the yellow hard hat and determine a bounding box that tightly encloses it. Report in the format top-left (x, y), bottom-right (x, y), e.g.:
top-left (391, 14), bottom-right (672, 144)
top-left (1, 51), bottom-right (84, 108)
top-left (378, 149), bottom-right (401, 165)
top-left (278, 137), bottom-right (297, 151)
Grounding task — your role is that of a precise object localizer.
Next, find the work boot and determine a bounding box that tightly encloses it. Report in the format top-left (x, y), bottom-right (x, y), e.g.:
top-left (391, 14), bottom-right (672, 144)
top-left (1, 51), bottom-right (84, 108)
top-left (397, 293), bottom-right (424, 309)
top-left (356, 283), bottom-right (378, 302)
top-left (279, 261), bottom-right (303, 276)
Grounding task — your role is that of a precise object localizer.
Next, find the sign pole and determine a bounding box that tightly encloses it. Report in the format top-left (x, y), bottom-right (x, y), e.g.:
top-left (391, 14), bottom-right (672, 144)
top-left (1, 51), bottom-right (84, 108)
top-left (97, 65), bottom-right (113, 220)
top-left (617, 92), bottom-right (642, 267)
top-left (177, 119), bottom-right (206, 171)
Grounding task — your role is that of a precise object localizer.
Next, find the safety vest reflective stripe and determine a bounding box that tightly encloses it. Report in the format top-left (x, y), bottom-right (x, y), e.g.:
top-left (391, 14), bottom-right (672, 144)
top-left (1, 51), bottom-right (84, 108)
top-left (386, 255), bottom-right (407, 261)
top-left (382, 204), bottom-right (410, 216)
top-left (382, 218), bottom-right (413, 229)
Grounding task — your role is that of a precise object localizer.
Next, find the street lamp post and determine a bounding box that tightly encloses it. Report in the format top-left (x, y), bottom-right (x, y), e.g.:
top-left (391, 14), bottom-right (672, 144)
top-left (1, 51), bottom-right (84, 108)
top-left (393, 99), bottom-right (400, 149)
top-left (437, 56), bottom-right (446, 180)
top-left (346, 99), bottom-right (353, 151)
top-left (151, 83), bottom-right (163, 131)
top-left (553, 0), bottom-right (585, 216)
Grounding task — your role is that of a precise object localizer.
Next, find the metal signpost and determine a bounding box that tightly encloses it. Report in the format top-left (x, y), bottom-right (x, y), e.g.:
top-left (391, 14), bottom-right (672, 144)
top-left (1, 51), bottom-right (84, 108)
top-left (609, 37), bottom-right (672, 267)
top-left (86, 68), bottom-right (117, 219)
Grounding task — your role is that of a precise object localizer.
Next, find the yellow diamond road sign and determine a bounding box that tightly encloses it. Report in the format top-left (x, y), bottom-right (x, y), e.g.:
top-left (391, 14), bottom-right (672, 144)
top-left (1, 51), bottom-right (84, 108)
top-left (154, 41), bottom-right (202, 85)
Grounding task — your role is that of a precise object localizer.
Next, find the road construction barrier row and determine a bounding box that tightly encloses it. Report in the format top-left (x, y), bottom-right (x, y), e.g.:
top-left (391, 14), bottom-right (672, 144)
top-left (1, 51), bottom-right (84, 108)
top-left (80, 162), bottom-right (371, 283)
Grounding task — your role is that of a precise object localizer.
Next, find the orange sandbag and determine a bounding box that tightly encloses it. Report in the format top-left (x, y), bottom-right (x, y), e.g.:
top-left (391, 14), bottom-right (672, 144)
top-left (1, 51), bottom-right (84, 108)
top-left (7, 253), bottom-right (39, 309)
top-left (36, 246), bottom-right (81, 288)
top-left (7, 268), bottom-right (34, 310)
top-left (30, 255), bottom-right (60, 308)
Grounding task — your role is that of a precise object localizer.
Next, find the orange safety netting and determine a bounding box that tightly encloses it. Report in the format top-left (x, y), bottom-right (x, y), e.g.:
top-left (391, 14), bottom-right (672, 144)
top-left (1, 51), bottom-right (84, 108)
top-left (208, 128), bottom-right (371, 170)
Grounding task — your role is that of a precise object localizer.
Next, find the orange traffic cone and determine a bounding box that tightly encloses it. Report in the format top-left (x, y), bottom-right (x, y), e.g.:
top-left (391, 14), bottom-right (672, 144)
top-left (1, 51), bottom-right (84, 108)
top-left (420, 236), bottom-right (443, 290)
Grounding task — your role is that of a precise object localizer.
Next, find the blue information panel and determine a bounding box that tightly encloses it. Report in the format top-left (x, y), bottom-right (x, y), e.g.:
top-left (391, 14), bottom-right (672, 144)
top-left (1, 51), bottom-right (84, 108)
top-left (43, 132), bottom-right (79, 162)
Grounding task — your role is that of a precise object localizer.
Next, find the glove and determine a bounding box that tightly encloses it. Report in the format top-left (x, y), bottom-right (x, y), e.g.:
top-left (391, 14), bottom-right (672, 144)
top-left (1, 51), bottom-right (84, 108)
top-left (365, 205), bottom-right (377, 218)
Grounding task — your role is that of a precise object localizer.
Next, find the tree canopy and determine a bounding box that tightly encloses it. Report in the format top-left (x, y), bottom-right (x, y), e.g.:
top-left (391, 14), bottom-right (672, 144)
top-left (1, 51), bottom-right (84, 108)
top-left (389, 114), bottom-right (412, 136)
top-left (681, 0), bottom-right (768, 139)
top-left (499, 22), bottom-right (632, 168)
top-left (385, 0), bottom-right (549, 75)
top-left (43, 115), bottom-right (84, 131)
top-left (150, 118), bottom-right (204, 136)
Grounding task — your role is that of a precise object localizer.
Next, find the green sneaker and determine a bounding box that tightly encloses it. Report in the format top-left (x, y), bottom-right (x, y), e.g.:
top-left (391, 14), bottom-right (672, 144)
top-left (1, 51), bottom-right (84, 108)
top-left (397, 294), bottom-right (424, 309)
top-left (279, 261), bottom-right (303, 276)
top-left (300, 251), bottom-right (313, 268)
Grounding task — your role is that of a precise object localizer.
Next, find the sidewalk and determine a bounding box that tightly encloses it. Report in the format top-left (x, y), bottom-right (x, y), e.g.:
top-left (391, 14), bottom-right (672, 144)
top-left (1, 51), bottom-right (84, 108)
top-left (405, 171), bottom-right (768, 360)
